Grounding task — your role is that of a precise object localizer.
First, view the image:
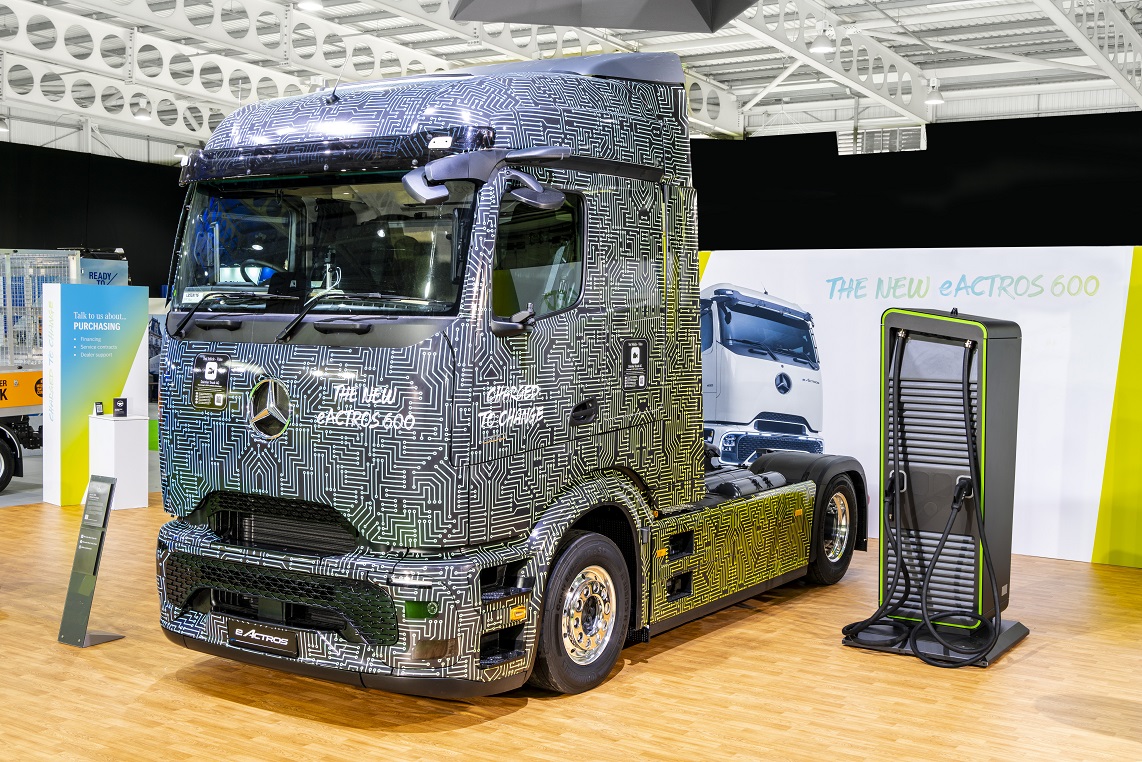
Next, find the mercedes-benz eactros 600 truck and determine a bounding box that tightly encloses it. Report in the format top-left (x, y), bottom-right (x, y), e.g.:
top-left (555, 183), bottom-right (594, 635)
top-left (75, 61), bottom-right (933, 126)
top-left (156, 52), bottom-right (867, 697)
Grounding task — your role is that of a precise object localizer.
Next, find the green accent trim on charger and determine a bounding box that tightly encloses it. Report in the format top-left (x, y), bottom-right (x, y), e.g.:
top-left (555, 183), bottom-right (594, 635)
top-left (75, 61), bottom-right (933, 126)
top-left (1092, 247), bottom-right (1142, 568)
top-left (149, 419), bottom-right (159, 451)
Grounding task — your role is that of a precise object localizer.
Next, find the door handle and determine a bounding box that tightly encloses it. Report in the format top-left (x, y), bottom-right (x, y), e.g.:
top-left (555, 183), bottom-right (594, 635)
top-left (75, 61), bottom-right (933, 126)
top-left (569, 398), bottom-right (599, 427)
top-left (314, 320), bottom-right (372, 335)
top-left (194, 318), bottom-right (242, 331)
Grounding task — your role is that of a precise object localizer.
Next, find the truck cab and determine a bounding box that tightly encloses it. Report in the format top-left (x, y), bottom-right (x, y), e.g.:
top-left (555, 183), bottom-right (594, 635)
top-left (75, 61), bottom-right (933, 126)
top-left (156, 53), bottom-right (866, 697)
top-left (701, 283), bottom-right (824, 464)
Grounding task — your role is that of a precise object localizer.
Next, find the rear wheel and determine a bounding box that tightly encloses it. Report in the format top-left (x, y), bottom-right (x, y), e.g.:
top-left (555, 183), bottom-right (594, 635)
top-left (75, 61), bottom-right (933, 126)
top-left (529, 530), bottom-right (631, 694)
top-left (807, 474), bottom-right (857, 585)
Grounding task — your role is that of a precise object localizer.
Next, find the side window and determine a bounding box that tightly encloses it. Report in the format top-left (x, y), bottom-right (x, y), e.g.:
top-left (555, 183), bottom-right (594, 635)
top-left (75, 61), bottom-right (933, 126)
top-left (700, 299), bottom-right (713, 352)
top-left (492, 196), bottom-right (582, 318)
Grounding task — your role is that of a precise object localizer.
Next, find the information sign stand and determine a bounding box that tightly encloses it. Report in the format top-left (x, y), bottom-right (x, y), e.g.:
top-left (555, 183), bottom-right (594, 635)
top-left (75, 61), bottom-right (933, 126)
top-left (58, 475), bottom-right (123, 648)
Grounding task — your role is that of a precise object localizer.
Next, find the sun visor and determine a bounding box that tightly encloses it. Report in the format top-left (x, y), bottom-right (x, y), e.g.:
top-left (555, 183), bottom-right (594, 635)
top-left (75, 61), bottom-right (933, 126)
top-left (179, 126), bottom-right (496, 184)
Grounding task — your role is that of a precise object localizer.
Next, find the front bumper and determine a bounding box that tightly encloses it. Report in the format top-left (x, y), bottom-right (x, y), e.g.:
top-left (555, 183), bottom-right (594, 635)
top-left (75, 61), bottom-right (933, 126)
top-left (161, 628), bottom-right (530, 698)
top-left (157, 519), bottom-right (537, 696)
top-left (707, 423), bottom-right (824, 465)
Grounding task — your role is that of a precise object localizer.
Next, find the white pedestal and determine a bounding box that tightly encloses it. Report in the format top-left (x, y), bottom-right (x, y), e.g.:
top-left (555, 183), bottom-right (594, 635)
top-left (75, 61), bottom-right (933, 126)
top-left (88, 415), bottom-right (149, 509)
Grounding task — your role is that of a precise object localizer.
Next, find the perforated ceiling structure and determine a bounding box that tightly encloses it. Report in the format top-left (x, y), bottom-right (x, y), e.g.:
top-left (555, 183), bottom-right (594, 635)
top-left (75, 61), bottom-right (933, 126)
top-left (0, 0), bottom-right (1140, 161)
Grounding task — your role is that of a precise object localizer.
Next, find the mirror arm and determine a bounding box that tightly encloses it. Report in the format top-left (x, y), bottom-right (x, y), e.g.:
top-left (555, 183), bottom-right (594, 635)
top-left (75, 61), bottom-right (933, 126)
top-left (502, 168), bottom-right (543, 193)
top-left (505, 146), bottom-right (573, 164)
top-left (406, 146), bottom-right (574, 203)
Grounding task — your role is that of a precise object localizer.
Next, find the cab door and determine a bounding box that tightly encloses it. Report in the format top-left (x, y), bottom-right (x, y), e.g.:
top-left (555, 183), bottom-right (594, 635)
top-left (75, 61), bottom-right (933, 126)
top-left (462, 179), bottom-right (589, 541)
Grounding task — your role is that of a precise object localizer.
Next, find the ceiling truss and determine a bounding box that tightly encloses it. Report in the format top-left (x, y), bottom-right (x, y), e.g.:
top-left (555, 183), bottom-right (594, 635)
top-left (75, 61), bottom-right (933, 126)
top-left (1031, 0), bottom-right (1142, 106)
top-left (1, 0), bottom-right (1141, 156)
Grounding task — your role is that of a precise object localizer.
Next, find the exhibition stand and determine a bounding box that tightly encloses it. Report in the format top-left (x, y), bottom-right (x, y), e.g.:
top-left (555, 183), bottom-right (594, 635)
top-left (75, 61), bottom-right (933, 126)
top-left (42, 284), bottom-right (149, 506)
top-left (88, 415), bottom-right (148, 510)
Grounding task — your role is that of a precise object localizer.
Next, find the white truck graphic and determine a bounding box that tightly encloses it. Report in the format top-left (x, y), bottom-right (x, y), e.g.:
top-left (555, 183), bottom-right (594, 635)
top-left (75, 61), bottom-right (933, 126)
top-left (701, 283), bottom-right (823, 464)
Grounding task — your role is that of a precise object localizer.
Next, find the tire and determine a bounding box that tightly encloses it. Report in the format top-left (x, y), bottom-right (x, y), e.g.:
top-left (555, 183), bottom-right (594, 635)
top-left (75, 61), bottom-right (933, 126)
top-left (529, 530), bottom-right (631, 694)
top-left (0, 442), bottom-right (14, 494)
top-left (806, 474), bottom-right (858, 585)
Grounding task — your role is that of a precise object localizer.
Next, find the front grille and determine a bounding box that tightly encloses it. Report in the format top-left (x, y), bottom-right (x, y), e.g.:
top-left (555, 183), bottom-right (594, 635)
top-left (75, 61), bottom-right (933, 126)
top-left (211, 590), bottom-right (354, 636)
top-left (724, 433), bottom-right (823, 464)
top-left (199, 492), bottom-right (361, 557)
top-left (165, 551), bottom-right (398, 646)
top-left (884, 529), bottom-right (979, 626)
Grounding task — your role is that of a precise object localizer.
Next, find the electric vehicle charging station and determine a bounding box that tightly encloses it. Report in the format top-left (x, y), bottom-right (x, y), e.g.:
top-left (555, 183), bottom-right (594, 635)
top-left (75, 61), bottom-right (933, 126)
top-left (843, 308), bottom-right (1029, 667)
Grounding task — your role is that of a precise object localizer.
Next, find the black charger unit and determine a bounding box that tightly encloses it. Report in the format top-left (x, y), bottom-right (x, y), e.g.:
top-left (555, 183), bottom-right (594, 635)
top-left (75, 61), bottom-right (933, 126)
top-left (843, 308), bottom-right (1029, 667)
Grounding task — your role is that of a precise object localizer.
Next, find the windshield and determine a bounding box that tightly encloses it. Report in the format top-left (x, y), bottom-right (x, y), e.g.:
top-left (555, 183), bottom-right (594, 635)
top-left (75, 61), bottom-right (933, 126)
top-left (172, 175), bottom-right (475, 315)
top-left (717, 299), bottom-right (818, 368)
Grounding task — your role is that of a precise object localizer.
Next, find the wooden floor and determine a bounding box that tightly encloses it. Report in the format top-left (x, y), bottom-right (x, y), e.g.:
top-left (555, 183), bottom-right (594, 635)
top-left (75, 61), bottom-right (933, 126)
top-left (3, 497), bottom-right (1142, 761)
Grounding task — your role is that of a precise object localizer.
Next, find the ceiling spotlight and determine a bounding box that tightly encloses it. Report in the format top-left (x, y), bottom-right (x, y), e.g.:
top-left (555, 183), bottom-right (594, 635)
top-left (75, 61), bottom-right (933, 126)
top-left (924, 78), bottom-right (946, 106)
top-left (172, 144), bottom-right (187, 158)
top-left (809, 22), bottom-right (836, 54)
top-left (297, 0), bottom-right (323, 11)
top-left (0, 116), bottom-right (9, 133)
top-left (133, 96), bottom-right (153, 121)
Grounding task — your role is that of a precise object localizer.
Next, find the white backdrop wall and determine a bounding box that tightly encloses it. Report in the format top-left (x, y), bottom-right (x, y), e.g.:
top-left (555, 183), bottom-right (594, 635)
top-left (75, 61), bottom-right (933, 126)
top-left (701, 247), bottom-right (1134, 562)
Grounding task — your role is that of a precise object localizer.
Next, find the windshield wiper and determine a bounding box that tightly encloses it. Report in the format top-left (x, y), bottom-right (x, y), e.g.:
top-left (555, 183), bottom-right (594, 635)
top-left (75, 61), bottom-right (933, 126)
top-left (277, 291), bottom-right (334, 343)
top-left (172, 291), bottom-right (298, 338)
top-left (730, 338), bottom-right (779, 362)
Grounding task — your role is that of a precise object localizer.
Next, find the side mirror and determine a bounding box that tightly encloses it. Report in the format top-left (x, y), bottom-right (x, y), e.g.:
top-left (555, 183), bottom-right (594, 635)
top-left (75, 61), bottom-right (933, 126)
top-left (490, 303), bottom-right (536, 338)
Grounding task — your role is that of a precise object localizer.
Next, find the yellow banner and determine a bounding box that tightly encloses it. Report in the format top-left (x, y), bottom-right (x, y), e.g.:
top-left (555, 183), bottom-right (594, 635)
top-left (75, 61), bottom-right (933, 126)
top-left (0, 371), bottom-right (44, 408)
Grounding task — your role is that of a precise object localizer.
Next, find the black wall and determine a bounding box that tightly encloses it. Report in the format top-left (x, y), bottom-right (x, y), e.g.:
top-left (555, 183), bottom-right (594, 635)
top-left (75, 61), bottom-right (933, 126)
top-left (691, 110), bottom-right (1142, 251)
top-left (2, 110), bottom-right (1141, 295)
top-left (0, 141), bottom-right (184, 296)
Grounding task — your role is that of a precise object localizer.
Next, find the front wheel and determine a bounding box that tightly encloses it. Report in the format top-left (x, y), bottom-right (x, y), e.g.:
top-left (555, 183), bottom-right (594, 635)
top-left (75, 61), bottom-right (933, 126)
top-left (807, 474), bottom-right (858, 585)
top-left (529, 531), bottom-right (631, 694)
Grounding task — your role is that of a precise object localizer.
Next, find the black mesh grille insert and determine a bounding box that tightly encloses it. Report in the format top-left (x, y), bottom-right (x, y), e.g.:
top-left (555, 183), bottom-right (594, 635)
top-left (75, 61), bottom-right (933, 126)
top-left (165, 551), bottom-right (398, 646)
top-left (199, 492), bottom-right (361, 557)
top-left (724, 433), bottom-right (823, 464)
top-left (210, 591), bottom-right (357, 637)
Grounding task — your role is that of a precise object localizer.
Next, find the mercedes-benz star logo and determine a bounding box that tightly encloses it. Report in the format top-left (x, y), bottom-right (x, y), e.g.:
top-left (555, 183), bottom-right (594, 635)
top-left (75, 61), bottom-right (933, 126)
top-left (250, 379), bottom-right (291, 438)
top-left (775, 373), bottom-right (792, 395)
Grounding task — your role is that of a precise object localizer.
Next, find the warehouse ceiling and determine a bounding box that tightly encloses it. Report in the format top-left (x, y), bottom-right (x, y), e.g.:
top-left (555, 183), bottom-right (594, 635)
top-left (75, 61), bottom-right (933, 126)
top-left (1, 0), bottom-right (1140, 161)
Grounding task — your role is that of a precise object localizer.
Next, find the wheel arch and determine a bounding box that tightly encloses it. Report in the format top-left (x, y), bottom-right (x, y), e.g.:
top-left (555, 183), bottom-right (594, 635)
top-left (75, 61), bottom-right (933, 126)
top-left (528, 469), bottom-right (653, 633)
top-left (568, 504), bottom-right (642, 632)
top-left (749, 451), bottom-right (869, 560)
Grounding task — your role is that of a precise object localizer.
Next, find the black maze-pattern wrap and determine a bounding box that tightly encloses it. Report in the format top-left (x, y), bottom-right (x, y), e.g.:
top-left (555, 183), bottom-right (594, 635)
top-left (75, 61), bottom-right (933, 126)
top-left (160, 332), bottom-right (464, 547)
top-left (158, 54), bottom-right (825, 691)
top-left (650, 483), bottom-right (815, 623)
top-left (199, 67), bottom-right (691, 186)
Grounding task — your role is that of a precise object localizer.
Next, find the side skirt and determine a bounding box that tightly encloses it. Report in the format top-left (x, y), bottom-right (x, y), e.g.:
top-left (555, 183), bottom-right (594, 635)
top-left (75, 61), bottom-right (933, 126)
top-left (646, 566), bottom-right (807, 638)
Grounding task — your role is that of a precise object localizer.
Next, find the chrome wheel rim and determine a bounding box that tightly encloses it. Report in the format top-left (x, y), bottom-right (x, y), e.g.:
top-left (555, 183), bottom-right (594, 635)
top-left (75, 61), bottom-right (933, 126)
top-left (823, 491), bottom-right (851, 563)
top-left (560, 565), bottom-right (616, 666)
